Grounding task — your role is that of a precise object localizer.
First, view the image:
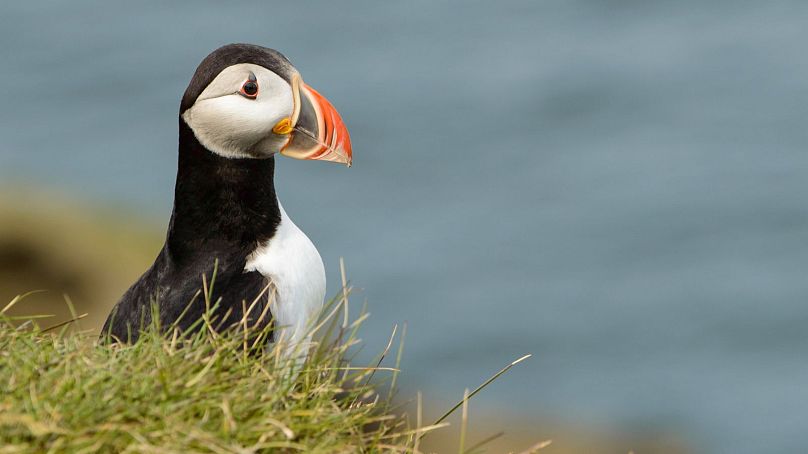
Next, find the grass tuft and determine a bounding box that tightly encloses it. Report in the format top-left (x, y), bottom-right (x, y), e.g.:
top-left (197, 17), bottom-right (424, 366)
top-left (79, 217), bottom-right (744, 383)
top-left (0, 270), bottom-right (532, 453)
top-left (0, 294), bottom-right (418, 453)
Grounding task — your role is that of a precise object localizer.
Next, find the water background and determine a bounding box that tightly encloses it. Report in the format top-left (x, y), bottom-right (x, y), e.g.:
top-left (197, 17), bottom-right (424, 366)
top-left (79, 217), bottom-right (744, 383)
top-left (2, 1), bottom-right (807, 452)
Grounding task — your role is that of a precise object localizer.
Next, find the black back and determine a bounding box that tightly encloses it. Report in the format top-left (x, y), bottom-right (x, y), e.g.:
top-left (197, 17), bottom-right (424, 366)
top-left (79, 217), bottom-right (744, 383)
top-left (102, 44), bottom-right (293, 341)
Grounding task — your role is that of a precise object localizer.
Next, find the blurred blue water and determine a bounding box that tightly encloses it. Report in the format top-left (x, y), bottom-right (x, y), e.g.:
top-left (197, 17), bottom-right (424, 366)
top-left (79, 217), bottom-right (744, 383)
top-left (2, 1), bottom-right (807, 452)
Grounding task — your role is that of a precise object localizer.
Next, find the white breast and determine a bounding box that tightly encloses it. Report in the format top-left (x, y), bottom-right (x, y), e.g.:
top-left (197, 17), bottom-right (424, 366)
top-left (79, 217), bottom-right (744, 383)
top-left (244, 202), bottom-right (326, 360)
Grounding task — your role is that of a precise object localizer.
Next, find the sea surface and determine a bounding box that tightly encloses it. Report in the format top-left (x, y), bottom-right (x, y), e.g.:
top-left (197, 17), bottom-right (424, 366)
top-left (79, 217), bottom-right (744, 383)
top-left (2, 1), bottom-right (807, 452)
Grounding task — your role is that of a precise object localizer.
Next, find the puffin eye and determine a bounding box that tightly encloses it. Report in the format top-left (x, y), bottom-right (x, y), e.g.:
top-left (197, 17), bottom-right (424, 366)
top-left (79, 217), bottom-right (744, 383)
top-left (239, 79), bottom-right (259, 99)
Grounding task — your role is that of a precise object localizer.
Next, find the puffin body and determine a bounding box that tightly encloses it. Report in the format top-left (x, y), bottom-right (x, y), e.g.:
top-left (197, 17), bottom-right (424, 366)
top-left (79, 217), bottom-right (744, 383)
top-left (102, 44), bottom-right (351, 359)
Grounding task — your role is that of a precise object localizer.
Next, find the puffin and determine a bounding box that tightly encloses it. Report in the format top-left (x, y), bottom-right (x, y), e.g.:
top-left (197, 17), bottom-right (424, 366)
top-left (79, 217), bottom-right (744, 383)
top-left (101, 44), bottom-right (352, 360)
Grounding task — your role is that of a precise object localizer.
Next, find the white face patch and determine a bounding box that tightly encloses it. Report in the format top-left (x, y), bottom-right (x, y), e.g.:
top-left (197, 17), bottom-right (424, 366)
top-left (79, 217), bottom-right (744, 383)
top-left (182, 63), bottom-right (296, 159)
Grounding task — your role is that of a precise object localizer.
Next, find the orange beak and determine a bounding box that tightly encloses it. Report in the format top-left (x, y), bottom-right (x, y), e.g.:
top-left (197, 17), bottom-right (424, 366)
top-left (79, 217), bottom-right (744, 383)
top-left (279, 74), bottom-right (352, 166)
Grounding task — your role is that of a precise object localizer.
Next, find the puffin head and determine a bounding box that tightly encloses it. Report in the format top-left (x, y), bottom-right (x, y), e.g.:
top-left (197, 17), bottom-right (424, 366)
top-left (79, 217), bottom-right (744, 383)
top-left (180, 43), bottom-right (352, 166)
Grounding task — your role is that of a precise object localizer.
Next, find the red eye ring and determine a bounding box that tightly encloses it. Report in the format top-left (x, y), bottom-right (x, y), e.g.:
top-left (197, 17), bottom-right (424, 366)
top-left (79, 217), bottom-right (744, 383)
top-left (240, 79), bottom-right (259, 99)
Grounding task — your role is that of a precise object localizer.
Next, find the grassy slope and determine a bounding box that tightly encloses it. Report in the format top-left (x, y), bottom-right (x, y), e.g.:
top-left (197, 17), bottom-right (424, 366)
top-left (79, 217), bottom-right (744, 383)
top-left (0, 294), bottom-right (422, 453)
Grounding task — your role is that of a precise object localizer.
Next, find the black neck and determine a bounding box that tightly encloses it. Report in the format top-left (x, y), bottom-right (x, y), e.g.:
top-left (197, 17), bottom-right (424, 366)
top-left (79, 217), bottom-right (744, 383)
top-left (164, 120), bottom-right (282, 266)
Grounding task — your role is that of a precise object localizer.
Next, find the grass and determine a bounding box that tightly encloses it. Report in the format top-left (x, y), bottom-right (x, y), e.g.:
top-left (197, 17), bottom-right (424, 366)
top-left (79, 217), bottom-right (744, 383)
top-left (0, 268), bottom-right (537, 454)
